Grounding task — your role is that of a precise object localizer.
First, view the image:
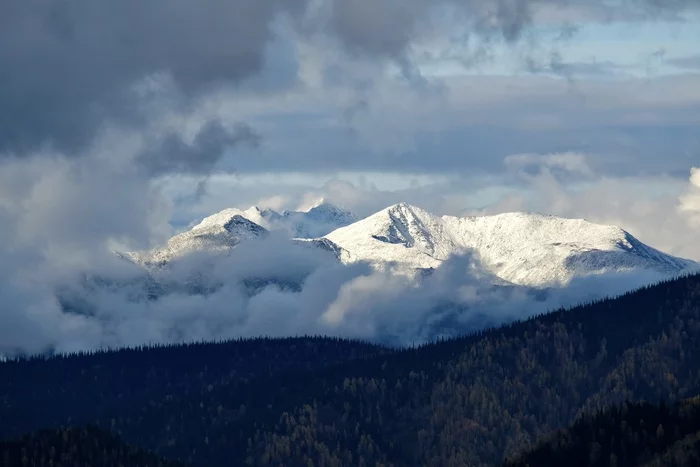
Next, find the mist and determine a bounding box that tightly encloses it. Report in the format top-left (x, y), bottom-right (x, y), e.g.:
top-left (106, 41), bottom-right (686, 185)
top-left (1, 227), bottom-right (685, 357)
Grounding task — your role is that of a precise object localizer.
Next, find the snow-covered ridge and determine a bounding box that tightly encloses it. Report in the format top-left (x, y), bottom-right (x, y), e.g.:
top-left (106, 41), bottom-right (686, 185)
top-left (126, 200), bottom-right (354, 265)
top-left (190, 199), bottom-right (356, 239)
top-left (324, 203), bottom-right (695, 287)
top-left (128, 214), bottom-right (268, 265)
top-left (127, 201), bottom-right (694, 289)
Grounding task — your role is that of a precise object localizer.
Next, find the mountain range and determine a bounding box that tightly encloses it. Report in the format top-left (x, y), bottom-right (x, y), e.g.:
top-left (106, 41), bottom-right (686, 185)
top-left (51, 200), bottom-right (696, 347)
top-left (127, 200), bottom-right (695, 288)
top-left (127, 199), bottom-right (355, 266)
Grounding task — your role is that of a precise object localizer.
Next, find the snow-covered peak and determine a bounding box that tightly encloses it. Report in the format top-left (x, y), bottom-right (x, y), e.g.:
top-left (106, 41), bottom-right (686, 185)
top-left (325, 204), bottom-right (695, 287)
top-left (128, 212), bottom-right (269, 266)
top-left (127, 201), bottom-right (694, 288)
top-left (192, 206), bottom-right (271, 231)
top-left (296, 197), bottom-right (329, 212)
top-left (189, 201), bottom-right (356, 240)
top-left (297, 200), bottom-right (357, 226)
top-left (125, 200), bottom-right (354, 266)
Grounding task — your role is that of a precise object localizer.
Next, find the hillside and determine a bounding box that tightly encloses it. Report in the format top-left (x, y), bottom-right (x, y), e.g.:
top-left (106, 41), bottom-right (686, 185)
top-left (505, 399), bottom-right (700, 467)
top-left (2, 273), bottom-right (700, 466)
top-left (1, 426), bottom-right (182, 467)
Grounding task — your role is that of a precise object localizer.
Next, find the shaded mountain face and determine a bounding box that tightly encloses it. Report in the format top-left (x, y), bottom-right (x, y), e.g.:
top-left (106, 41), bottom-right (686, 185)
top-left (325, 202), bottom-right (695, 287)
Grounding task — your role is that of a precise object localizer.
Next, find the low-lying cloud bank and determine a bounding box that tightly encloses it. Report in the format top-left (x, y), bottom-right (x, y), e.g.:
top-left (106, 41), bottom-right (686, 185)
top-left (0, 229), bottom-right (682, 356)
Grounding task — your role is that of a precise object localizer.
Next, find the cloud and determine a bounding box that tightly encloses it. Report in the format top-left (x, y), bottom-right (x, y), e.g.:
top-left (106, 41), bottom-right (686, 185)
top-left (667, 54), bottom-right (700, 70)
top-left (136, 121), bottom-right (260, 177)
top-left (3, 0), bottom-right (696, 157)
top-left (524, 51), bottom-right (631, 81)
top-left (679, 167), bottom-right (700, 229)
top-left (209, 73), bottom-right (700, 176)
top-left (323, 0), bottom-right (699, 62)
top-left (2, 230), bottom-right (674, 356)
top-left (318, 252), bottom-right (671, 345)
top-left (0, 0), bottom-right (311, 155)
top-left (505, 152), bottom-right (594, 177)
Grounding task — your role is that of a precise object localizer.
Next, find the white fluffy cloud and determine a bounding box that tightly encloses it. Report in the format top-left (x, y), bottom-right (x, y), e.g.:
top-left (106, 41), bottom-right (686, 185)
top-left (679, 167), bottom-right (700, 229)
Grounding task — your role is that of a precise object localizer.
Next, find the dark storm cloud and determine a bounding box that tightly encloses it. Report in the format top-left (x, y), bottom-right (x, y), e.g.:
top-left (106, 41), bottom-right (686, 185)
top-left (325, 0), bottom-right (532, 60)
top-left (1, 0), bottom-right (698, 156)
top-left (136, 121), bottom-right (260, 177)
top-left (325, 0), bottom-right (699, 60)
top-left (0, 0), bottom-right (305, 155)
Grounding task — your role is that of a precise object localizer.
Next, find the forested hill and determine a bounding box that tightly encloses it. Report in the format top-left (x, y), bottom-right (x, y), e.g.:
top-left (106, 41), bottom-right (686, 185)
top-left (0, 337), bottom-right (390, 440)
top-left (1, 426), bottom-right (183, 467)
top-left (505, 398), bottom-right (700, 467)
top-left (2, 273), bottom-right (700, 466)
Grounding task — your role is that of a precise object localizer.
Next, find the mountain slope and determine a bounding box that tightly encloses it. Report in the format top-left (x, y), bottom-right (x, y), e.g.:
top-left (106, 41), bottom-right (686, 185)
top-left (0, 426), bottom-right (183, 467)
top-left (129, 213), bottom-right (268, 265)
top-left (505, 399), bottom-right (700, 467)
top-left (325, 203), bottom-right (695, 287)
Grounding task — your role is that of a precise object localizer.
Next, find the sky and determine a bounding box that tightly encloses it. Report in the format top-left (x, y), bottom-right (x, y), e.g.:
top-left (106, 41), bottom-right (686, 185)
top-left (0, 0), bottom-right (699, 355)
